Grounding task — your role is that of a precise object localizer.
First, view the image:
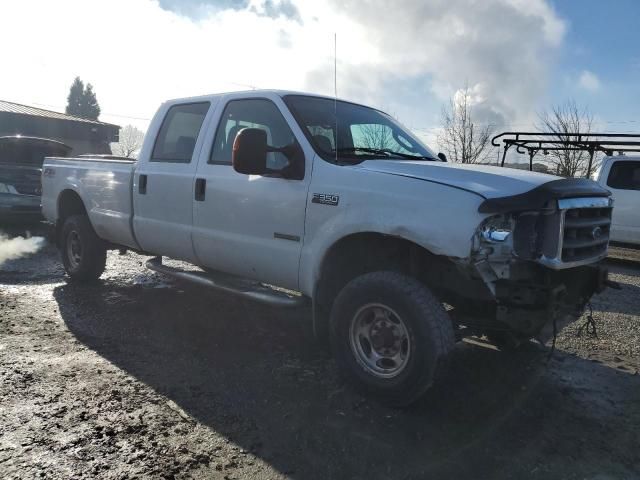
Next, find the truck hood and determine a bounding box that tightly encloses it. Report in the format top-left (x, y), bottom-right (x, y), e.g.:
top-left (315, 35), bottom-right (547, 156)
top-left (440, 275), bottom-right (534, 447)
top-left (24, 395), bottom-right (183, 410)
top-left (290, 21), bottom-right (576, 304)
top-left (355, 160), bottom-right (559, 199)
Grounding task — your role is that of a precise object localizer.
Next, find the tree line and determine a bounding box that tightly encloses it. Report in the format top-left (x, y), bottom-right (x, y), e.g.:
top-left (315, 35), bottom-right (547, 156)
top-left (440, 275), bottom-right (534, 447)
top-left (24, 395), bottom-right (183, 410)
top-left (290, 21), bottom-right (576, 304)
top-left (65, 76), bottom-right (144, 158)
top-left (437, 85), bottom-right (597, 177)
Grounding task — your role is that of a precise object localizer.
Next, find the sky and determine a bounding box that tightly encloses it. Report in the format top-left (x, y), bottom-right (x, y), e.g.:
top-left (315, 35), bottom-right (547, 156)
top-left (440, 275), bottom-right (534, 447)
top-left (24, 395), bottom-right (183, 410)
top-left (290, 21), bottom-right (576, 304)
top-left (1, 0), bottom-right (639, 149)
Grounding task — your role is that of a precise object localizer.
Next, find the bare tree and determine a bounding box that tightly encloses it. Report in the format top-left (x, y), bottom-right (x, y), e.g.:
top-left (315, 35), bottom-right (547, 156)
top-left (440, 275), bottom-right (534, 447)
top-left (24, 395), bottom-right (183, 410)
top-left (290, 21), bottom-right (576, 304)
top-left (438, 86), bottom-right (495, 164)
top-left (111, 125), bottom-right (145, 158)
top-left (537, 100), bottom-right (596, 177)
top-left (358, 123), bottom-right (395, 150)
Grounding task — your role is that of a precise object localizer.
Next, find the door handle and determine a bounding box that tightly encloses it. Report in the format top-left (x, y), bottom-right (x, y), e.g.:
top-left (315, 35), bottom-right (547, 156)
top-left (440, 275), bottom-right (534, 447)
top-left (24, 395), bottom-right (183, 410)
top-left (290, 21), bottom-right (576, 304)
top-left (139, 174), bottom-right (147, 194)
top-left (195, 178), bottom-right (206, 201)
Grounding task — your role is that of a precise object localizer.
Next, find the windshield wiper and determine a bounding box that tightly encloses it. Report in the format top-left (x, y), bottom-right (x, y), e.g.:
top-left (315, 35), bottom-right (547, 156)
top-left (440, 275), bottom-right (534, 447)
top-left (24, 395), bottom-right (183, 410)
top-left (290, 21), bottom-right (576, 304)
top-left (332, 147), bottom-right (391, 157)
top-left (332, 147), bottom-right (434, 160)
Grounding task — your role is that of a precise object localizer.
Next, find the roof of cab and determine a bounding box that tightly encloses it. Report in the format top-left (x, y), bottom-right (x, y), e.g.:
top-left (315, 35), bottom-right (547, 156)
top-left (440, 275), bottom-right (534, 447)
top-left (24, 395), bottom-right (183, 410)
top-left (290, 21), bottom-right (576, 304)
top-left (162, 89), bottom-right (364, 108)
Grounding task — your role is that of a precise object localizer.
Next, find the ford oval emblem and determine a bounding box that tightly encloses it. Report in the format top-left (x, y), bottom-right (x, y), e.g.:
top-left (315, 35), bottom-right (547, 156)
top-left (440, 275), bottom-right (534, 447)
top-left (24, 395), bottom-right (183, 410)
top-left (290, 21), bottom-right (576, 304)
top-left (591, 226), bottom-right (603, 240)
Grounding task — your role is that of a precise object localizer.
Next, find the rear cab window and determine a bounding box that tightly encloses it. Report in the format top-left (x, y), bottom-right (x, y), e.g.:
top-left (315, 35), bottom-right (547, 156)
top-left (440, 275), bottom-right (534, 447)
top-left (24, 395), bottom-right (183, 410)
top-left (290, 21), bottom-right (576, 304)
top-left (151, 102), bottom-right (210, 163)
top-left (607, 160), bottom-right (640, 191)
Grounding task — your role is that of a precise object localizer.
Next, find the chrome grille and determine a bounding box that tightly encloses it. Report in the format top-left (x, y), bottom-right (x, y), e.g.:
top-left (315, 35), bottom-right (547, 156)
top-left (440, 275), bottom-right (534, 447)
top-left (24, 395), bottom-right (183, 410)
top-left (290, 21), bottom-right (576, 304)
top-left (562, 206), bottom-right (611, 262)
top-left (537, 197), bottom-right (613, 269)
top-left (554, 197), bottom-right (613, 267)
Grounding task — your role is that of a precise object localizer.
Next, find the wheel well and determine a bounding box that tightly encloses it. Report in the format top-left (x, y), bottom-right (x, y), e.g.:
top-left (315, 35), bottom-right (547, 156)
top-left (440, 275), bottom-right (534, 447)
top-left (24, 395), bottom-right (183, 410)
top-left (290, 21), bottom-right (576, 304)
top-left (56, 190), bottom-right (87, 244)
top-left (313, 233), bottom-right (453, 337)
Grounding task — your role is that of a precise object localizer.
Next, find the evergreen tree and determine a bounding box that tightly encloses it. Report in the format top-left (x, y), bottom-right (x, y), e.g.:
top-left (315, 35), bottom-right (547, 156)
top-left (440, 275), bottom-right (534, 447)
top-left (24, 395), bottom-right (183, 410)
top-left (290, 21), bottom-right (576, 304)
top-left (65, 76), bottom-right (101, 120)
top-left (83, 83), bottom-right (101, 120)
top-left (66, 77), bottom-right (85, 117)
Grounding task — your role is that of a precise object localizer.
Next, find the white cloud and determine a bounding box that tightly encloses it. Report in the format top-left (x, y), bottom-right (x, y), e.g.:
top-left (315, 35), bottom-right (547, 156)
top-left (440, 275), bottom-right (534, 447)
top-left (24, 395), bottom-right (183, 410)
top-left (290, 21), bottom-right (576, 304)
top-left (578, 70), bottom-right (601, 92)
top-left (0, 0), bottom-right (566, 137)
top-left (316, 0), bottom-right (566, 128)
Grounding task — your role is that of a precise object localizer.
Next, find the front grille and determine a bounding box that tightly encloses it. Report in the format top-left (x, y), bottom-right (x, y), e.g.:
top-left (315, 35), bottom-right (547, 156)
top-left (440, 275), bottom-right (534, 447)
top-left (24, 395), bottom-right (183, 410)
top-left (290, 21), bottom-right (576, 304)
top-left (535, 197), bottom-right (613, 269)
top-left (562, 207), bottom-right (612, 262)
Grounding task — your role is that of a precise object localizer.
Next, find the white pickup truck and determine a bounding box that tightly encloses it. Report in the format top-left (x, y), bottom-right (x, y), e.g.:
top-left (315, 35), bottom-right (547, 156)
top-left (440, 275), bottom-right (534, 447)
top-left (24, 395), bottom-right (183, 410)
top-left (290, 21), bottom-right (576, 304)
top-left (595, 155), bottom-right (640, 247)
top-left (42, 90), bottom-right (613, 405)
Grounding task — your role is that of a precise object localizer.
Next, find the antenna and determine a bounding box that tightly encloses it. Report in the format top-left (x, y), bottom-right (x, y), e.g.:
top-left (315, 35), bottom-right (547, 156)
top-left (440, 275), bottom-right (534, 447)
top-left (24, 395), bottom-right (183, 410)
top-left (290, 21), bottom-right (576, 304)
top-left (334, 33), bottom-right (338, 163)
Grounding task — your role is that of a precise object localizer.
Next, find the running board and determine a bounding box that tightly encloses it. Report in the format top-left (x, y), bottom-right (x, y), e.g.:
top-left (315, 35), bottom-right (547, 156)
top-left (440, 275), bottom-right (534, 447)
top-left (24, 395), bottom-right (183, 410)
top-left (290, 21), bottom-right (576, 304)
top-left (145, 257), bottom-right (308, 308)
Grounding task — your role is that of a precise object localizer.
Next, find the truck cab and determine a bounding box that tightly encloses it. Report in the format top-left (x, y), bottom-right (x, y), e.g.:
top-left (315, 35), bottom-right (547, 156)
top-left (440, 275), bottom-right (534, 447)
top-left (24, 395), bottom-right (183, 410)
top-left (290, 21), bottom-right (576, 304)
top-left (596, 155), bottom-right (640, 246)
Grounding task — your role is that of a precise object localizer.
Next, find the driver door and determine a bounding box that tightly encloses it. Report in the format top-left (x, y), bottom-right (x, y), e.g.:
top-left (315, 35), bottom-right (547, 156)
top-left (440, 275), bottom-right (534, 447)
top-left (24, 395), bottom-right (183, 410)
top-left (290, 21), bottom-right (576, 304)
top-left (192, 97), bottom-right (309, 290)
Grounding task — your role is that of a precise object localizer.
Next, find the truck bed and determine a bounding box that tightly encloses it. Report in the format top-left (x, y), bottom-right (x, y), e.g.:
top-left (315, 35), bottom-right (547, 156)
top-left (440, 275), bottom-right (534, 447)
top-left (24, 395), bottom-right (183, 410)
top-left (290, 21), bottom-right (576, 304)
top-left (41, 156), bottom-right (139, 249)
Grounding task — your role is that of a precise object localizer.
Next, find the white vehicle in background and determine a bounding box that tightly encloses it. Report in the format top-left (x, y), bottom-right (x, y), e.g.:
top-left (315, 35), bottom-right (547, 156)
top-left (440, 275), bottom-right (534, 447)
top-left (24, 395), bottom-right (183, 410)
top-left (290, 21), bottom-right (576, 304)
top-left (595, 156), bottom-right (640, 247)
top-left (42, 90), bottom-right (614, 406)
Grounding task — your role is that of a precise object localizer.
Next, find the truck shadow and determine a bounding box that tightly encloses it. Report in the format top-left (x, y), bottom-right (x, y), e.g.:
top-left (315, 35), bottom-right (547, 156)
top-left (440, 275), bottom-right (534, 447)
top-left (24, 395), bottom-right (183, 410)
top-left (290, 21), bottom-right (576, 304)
top-left (52, 276), bottom-right (639, 479)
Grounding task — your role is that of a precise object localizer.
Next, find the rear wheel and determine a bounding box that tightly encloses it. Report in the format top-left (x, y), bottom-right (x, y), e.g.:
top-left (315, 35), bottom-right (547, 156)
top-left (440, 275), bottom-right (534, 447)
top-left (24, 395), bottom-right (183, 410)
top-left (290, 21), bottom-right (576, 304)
top-left (330, 271), bottom-right (454, 407)
top-left (61, 215), bottom-right (107, 281)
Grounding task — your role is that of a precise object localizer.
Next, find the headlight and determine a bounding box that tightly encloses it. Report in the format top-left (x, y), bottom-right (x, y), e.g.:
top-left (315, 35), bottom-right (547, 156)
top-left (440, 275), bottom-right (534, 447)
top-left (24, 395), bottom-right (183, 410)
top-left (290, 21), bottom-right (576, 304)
top-left (481, 227), bottom-right (511, 243)
top-left (476, 211), bottom-right (552, 262)
top-left (478, 214), bottom-right (514, 243)
top-left (473, 214), bottom-right (515, 262)
top-left (473, 215), bottom-right (516, 283)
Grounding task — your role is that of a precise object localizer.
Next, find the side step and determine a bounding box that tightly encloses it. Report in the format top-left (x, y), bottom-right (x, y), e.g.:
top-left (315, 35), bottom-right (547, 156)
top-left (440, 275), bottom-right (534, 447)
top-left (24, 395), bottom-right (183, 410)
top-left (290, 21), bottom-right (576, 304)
top-left (145, 257), bottom-right (308, 308)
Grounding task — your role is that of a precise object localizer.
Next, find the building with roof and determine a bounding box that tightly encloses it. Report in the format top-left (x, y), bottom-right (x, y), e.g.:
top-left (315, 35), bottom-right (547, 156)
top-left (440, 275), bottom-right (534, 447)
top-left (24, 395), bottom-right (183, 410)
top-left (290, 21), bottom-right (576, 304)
top-left (0, 100), bottom-right (119, 155)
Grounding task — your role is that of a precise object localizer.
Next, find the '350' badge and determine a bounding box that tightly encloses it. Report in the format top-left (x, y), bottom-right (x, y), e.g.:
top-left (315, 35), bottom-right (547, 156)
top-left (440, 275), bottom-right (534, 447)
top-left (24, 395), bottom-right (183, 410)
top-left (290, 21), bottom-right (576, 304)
top-left (312, 193), bottom-right (339, 206)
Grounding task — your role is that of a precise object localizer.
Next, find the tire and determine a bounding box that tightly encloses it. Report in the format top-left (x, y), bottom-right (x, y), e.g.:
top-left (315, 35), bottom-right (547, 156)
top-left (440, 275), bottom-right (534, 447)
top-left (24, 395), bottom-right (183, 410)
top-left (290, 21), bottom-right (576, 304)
top-left (60, 214), bottom-right (107, 282)
top-left (329, 271), bottom-right (455, 407)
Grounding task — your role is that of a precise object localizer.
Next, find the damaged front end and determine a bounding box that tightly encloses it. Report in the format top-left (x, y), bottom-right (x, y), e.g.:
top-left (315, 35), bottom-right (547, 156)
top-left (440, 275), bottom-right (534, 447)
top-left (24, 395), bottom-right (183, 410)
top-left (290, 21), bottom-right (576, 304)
top-left (463, 179), bottom-right (613, 343)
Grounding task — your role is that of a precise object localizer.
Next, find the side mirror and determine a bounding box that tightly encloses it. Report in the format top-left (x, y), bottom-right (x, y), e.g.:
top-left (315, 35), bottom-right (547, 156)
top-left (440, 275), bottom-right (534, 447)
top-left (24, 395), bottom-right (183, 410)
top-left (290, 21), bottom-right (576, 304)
top-left (437, 152), bottom-right (448, 162)
top-left (232, 128), bottom-right (268, 175)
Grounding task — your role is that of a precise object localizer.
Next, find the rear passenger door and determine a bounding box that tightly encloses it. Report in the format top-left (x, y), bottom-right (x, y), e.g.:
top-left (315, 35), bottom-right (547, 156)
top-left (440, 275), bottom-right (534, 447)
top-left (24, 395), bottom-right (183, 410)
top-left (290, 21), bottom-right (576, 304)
top-left (133, 102), bottom-right (211, 262)
top-left (605, 159), bottom-right (640, 244)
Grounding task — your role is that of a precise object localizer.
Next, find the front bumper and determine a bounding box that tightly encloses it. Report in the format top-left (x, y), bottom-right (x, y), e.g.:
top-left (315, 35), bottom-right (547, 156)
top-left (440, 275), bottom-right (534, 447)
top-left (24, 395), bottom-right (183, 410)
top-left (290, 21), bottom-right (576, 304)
top-left (493, 262), bottom-right (608, 339)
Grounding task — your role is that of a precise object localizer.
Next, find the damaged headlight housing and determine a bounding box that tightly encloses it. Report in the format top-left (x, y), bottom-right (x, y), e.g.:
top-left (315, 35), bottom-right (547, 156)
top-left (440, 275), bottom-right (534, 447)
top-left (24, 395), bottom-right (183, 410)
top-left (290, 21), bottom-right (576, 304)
top-left (475, 214), bottom-right (515, 250)
top-left (472, 214), bottom-right (516, 285)
top-left (474, 210), bottom-right (555, 262)
top-left (481, 221), bottom-right (512, 243)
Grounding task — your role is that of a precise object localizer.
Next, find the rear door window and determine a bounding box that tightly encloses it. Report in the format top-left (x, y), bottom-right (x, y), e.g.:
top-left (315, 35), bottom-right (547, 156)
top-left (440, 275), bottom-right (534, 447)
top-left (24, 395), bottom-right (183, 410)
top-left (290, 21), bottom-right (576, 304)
top-left (607, 160), bottom-right (640, 191)
top-left (151, 102), bottom-right (210, 163)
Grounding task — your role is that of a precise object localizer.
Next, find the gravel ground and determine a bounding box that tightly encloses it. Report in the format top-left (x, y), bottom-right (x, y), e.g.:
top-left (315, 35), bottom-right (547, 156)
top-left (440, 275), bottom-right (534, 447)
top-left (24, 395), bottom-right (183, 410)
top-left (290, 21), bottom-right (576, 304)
top-left (1, 224), bottom-right (639, 480)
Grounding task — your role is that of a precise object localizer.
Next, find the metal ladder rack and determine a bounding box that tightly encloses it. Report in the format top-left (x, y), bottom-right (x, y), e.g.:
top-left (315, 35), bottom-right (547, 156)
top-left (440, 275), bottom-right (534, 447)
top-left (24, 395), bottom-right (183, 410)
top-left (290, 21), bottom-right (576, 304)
top-left (491, 132), bottom-right (640, 177)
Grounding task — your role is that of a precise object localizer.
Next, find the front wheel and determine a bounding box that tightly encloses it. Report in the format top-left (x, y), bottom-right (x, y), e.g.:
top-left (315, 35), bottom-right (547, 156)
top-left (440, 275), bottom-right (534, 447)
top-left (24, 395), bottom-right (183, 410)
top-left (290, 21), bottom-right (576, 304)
top-left (330, 271), bottom-right (455, 407)
top-left (60, 214), bottom-right (107, 282)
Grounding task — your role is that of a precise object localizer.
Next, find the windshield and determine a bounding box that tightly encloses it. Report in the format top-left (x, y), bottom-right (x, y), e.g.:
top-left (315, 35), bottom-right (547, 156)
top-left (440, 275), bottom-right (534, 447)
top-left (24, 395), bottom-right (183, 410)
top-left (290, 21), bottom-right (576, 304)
top-left (284, 95), bottom-right (438, 164)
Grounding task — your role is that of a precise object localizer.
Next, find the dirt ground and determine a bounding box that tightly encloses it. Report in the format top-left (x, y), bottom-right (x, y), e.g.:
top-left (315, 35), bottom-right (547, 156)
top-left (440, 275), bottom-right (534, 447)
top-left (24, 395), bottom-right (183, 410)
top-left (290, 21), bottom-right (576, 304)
top-left (1, 224), bottom-right (639, 480)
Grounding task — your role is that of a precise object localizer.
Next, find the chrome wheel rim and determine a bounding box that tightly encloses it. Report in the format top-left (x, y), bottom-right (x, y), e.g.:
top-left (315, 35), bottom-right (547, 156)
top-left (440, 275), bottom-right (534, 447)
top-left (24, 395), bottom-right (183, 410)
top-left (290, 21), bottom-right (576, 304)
top-left (67, 230), bottom-right (82, 269)
top-left (349, 303), bottom-right (411, 379)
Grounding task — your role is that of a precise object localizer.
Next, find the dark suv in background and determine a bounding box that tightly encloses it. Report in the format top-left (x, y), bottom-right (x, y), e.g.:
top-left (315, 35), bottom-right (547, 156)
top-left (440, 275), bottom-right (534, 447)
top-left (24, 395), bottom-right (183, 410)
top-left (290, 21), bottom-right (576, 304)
top-left (0, 136), bottom-right (70, 222)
